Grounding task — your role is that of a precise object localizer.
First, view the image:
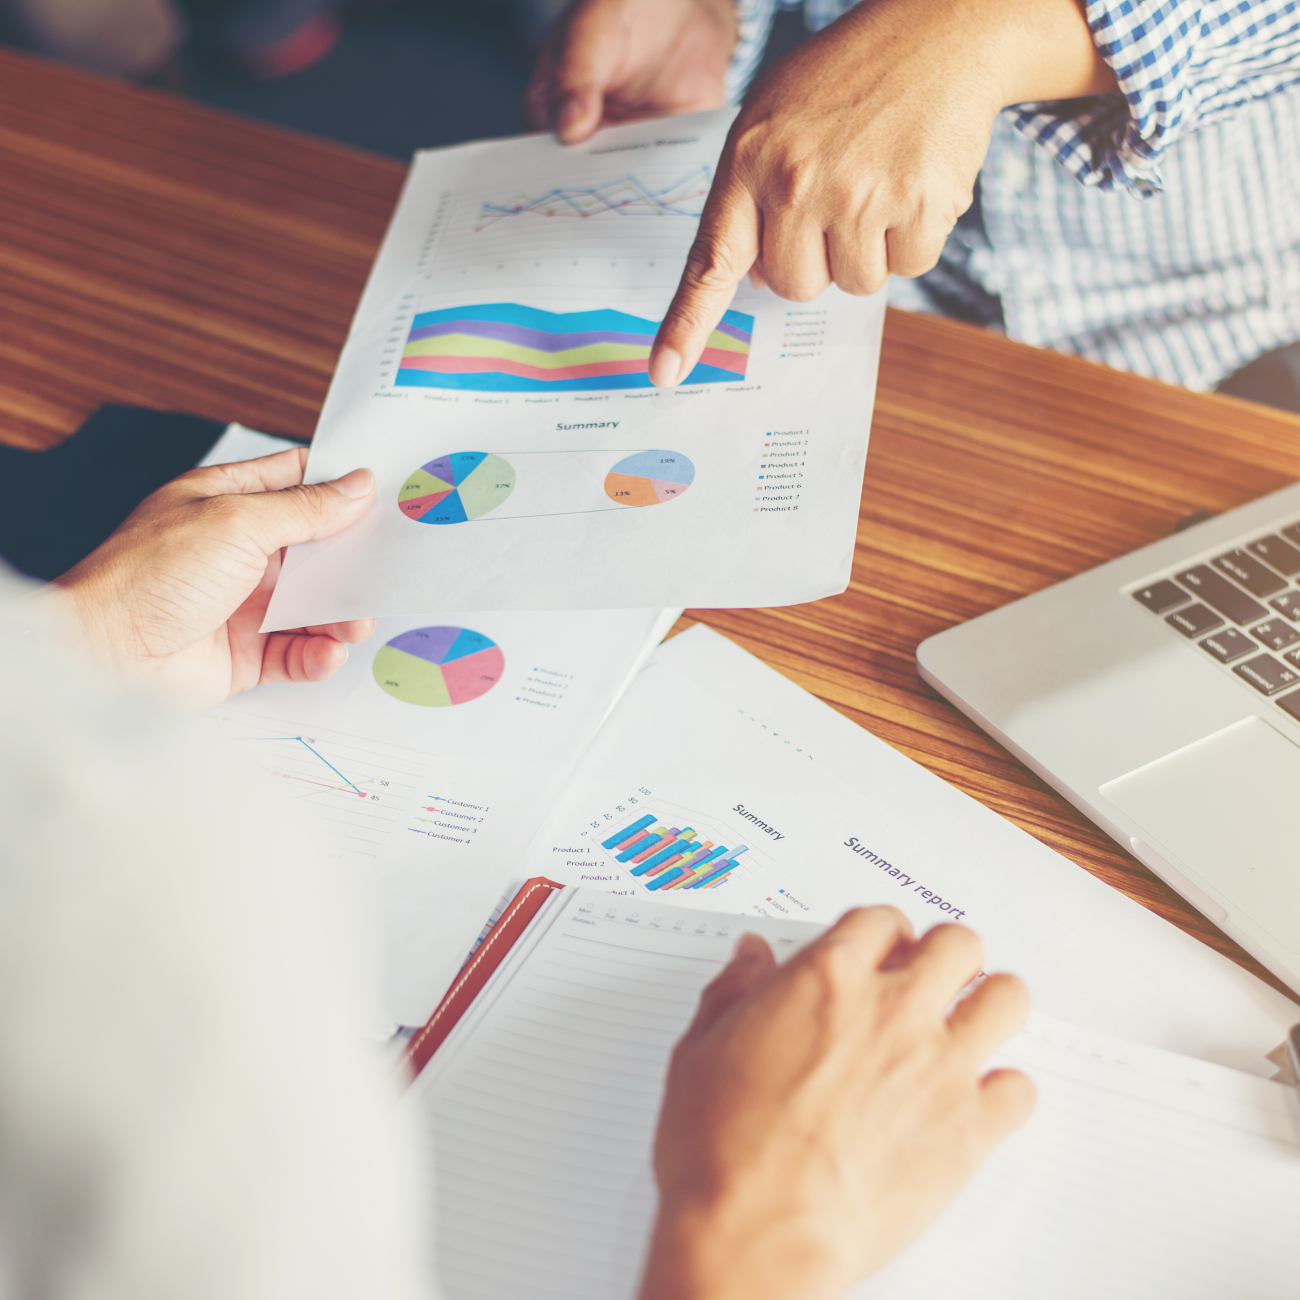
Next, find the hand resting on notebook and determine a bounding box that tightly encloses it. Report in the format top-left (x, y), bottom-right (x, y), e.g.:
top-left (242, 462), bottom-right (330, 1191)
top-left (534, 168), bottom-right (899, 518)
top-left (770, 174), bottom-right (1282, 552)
top-left (49, 447), bottom-right (377, 710)
top-left (639, 906), bottom-right (1035, 1300)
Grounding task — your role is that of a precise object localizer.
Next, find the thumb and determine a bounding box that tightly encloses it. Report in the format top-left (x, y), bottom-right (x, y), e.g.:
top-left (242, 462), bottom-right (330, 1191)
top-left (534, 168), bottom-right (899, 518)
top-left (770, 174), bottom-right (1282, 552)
top-left (235, 467), bottom-right (376, 554)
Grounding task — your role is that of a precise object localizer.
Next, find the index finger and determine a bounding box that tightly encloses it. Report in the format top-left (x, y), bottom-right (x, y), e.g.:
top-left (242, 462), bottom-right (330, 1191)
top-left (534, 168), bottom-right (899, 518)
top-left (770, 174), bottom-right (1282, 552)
top-left (173, 446), bottom-right (312, 499)
top-left (649, 173), bottom-right (760, 388)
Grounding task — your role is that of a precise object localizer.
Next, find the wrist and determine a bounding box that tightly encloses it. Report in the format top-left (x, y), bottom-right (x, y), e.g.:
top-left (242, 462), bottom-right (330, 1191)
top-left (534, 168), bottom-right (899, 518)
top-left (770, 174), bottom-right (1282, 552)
top-left (48, 561), bottom-right (136, 676)
top-left (982, 0), bottom-right (1116, 105)
top-left (638, 1191), bottom-right (847, 1300)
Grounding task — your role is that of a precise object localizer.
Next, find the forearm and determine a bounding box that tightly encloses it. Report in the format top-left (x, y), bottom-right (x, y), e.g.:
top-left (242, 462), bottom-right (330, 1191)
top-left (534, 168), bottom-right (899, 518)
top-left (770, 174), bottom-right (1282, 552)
top-left (816, 0), bottom-right (1116, 114)
top-left (988, 0), bottom-right (1117, 102)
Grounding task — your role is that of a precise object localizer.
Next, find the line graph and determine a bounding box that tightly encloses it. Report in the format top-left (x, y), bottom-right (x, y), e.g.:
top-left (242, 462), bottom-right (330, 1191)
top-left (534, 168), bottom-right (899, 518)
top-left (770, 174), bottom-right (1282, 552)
top-left (252, 735), bottom-right (367, 798)
top-left (476, 168), bottom-right (711, 229)
top-left (215, 711), bottom-right (435, 859)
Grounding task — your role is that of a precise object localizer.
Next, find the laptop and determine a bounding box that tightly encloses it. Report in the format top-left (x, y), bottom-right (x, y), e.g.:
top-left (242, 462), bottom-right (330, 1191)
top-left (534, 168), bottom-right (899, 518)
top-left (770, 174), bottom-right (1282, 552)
top-left (917, 480), bottom-right (1300, 997)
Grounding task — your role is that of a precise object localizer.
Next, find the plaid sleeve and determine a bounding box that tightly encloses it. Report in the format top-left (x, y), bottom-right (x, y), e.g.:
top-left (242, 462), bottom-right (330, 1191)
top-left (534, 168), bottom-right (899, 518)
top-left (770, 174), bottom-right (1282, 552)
top-left (726, 0), bottom-right (779, 101)
top-left (1012, 0), bottom-right (1300, 195)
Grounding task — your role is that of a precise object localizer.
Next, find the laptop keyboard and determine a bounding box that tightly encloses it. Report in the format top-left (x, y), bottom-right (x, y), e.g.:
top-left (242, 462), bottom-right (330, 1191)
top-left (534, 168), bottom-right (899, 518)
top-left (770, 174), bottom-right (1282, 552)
top-left (1132, 523), bottom-right (1300, 723)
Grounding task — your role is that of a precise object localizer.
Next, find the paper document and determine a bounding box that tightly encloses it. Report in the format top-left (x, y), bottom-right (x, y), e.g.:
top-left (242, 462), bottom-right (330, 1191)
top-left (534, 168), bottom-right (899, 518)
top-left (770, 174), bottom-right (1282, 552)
top-left (263, 110), bottom-right (885, 629)
top-left (212, 608), bottom-right (677, 1024)
top-left (516, 626), bottom-right (1298, 1068)
top-left (409, 887), bottom-right (1300, 1300)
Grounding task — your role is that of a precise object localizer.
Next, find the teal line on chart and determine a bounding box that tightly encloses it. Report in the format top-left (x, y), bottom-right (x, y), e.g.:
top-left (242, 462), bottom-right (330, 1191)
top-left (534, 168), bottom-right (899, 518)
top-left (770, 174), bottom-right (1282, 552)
top-left (258, 736), bottom-right (363, 795)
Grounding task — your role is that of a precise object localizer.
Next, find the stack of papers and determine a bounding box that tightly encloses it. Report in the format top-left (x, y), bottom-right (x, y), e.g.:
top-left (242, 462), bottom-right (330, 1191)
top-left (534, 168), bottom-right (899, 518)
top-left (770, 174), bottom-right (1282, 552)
top-left (212, 606), bottom-right (677, 1019)
top-left (201, 108), bottom-right (1300, 1298)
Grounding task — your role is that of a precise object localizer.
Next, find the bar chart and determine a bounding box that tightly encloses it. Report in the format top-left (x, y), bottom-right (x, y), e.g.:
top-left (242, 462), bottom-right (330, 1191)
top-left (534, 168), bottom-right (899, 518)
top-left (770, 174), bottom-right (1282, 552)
top-left (600, 810), bottom-right (751, 892)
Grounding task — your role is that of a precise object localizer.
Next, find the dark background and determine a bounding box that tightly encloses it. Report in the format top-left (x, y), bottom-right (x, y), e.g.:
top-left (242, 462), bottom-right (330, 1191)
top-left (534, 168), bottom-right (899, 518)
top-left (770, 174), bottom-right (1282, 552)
top-left (2, 0), bottom-right (809, 159)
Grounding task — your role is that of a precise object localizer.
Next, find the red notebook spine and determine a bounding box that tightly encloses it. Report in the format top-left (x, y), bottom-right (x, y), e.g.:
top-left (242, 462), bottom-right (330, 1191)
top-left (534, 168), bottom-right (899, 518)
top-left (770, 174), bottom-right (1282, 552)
top-left (402, 877), bottom-right (566, 1081)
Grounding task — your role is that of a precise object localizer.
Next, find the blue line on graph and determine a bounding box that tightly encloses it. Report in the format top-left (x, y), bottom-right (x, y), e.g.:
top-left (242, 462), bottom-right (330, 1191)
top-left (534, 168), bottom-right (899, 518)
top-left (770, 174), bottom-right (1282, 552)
top-left (258, 736), bottom-right (362, 795)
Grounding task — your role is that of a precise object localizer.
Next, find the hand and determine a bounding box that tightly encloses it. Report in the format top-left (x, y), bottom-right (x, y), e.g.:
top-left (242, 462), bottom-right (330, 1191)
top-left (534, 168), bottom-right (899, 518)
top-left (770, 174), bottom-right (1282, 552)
top-left (52, 448), bottom-right (377, 711)
top-left (647, 0), bottom-right (1117, 386)
top-left (638, 908), bottom-right (1034, 1300)
top-left (524, 0), bottom-right (738, 144)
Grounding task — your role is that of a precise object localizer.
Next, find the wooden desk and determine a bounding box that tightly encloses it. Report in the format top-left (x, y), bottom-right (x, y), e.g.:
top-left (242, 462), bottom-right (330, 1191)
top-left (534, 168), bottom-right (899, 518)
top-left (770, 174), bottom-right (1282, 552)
top-left (3, 47), bottom-right (1299, 997)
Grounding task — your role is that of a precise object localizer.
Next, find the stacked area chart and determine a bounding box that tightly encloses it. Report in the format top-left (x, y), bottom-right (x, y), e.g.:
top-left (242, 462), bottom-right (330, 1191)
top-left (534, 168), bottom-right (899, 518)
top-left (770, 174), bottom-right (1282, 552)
top-left (601, 812), bottom-right (749, 892)
top-left (395, 303), bottom-right (753, 392)
top-left (399, 452), bottom-right (516, 525)
top-left (604, 450), bottom-right (695, 507)
top-left (373, 627), bottom-right (505, 706)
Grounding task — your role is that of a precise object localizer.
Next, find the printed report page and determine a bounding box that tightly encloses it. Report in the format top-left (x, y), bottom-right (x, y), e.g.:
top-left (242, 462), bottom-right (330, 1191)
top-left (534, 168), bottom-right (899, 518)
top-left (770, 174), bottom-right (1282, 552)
top-left (264, 109), bottom-right (885, 627)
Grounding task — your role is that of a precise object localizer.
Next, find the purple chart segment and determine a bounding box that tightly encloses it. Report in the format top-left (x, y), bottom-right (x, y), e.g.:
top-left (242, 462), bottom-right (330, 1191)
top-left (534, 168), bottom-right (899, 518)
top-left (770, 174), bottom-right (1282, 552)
top-left (387, 625), bottom-right (460, 663)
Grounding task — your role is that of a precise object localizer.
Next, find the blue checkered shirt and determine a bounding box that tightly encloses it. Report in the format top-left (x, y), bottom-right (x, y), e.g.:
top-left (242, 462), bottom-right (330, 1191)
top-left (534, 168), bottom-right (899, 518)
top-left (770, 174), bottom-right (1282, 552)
top-left (728, 0), bottom-right (1300, 390)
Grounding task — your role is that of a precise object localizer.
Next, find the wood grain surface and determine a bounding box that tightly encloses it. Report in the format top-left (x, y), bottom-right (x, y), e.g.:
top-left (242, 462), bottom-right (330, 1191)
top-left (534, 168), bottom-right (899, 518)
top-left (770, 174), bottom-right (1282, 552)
top-left (3, 47), bottom-right (1299, 1000)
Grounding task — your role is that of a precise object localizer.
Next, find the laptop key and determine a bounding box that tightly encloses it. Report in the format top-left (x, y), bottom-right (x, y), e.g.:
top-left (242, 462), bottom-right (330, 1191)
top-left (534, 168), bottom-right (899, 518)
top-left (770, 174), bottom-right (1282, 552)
top-left (1282, 523), bottom-right (1300, 547)
top-left (1166, 603), bottom-right (1223, 637)
top-left (1175, 565), bottom-right (1266, 624)
top-left (1199, 628), bottom-right (1257, 662)
top-left (1271, 591), bottom-right (1300, 621)
top-left (1131, 578), bottom-right (1189, 614)
top-left (1278, 688), bottom-right (1300, 723)
top-left (1211, 549), bottom-right (1288, 598)
top-left (1249, 534), bottom-right (1300, 577)
top-left (1252, 619), bottom-right (1300, 651)
top-left (1233, 654), bottom-right (1300, 696)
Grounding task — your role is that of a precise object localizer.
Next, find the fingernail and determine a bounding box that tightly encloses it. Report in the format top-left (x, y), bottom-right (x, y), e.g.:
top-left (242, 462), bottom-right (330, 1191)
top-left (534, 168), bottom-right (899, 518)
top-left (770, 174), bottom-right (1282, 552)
top-left (734, 933), bottom-right (766, 959)
top-left (327, 468), bottom-right (374, 498)
top-left (649, 347), bottom-right (682, 388)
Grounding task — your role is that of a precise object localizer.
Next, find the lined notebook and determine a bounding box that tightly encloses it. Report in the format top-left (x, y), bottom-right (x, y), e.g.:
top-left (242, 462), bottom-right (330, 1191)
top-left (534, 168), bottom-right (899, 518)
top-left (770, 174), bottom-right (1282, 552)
top-left (404, 886), bottom-right (1300, 1300)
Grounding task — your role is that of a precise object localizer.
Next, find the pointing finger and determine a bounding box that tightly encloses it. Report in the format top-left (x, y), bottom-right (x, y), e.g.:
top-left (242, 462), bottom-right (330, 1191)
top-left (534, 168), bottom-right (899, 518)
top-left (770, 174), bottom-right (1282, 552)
top-left (650, 176), bottom-right (759, 387)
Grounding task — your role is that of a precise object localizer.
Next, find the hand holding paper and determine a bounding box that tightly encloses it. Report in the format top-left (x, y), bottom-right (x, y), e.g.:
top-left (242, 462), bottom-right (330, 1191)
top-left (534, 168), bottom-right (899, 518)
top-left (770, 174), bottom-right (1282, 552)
top-left (54, 448), bottom-right (376, 710)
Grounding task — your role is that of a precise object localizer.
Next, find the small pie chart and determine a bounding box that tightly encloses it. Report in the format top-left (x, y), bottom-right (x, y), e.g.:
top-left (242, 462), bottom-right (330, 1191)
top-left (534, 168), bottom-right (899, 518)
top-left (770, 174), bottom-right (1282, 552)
top-left (399, 451), bottom-right (516, 525)
top-left (372, 626), bottom-right (505, 707)
top-left (604, 449), bottom-right (695, 508)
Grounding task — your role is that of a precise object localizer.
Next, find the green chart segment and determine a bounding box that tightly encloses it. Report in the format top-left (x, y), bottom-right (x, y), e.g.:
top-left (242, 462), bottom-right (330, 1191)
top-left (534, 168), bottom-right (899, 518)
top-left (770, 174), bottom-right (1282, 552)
top-left (399, 451), bottom-right (516, 525)
top-left (373, 626), bottom-right (505, 706)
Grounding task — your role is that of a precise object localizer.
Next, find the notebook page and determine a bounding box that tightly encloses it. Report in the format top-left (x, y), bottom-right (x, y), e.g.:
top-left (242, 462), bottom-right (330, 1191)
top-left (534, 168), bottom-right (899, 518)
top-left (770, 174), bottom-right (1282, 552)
top-left (861, 1018), bottom-right (1300, 1298)
top-left (408, 889), bottom-right (1300, 1300)
top-left (408, 889), bottom-right (818, 1300)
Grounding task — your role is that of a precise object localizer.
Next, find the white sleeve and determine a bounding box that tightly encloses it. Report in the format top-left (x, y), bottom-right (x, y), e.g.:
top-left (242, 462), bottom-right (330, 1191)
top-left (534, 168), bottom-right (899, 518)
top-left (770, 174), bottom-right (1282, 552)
top-left (0, 569), bottom-right (439, 1300)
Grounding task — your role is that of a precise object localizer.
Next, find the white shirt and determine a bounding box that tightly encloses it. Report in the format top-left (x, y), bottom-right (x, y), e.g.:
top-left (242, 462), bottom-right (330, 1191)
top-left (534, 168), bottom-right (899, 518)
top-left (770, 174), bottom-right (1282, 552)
top-left (0, 569), bottom-right (437, 1300)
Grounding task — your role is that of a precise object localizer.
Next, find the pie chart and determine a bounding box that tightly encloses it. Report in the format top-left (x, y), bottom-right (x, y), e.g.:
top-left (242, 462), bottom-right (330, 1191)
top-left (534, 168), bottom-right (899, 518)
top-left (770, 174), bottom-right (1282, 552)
top-left (604, 449), bottom-right (695, 508)
top-left (372, 626), bottom-right (505, 707)
top-left (399, 451), bottom-right (516, 525)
